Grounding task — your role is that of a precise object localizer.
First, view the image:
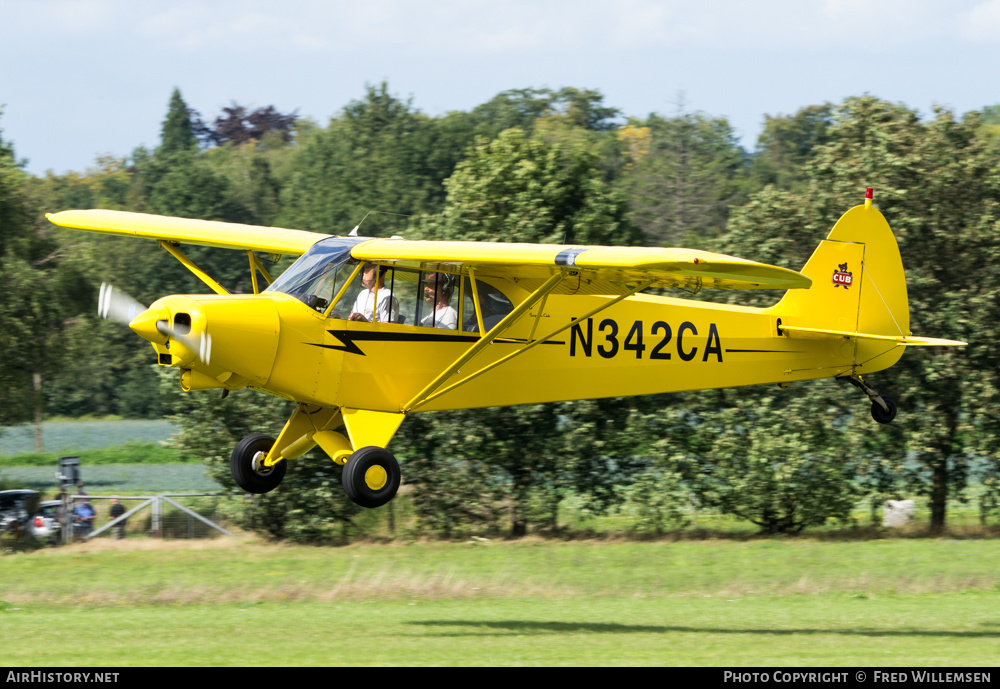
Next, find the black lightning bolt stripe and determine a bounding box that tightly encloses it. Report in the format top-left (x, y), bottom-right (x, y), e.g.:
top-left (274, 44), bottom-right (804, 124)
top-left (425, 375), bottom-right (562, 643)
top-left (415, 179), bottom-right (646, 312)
top-left (309, 330), bottom-right (565, 356)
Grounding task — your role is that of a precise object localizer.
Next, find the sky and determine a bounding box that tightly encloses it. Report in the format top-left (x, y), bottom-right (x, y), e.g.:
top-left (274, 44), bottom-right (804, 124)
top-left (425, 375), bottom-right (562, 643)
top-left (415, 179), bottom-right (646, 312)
top-left (1, 0), bottom-right (999, 176)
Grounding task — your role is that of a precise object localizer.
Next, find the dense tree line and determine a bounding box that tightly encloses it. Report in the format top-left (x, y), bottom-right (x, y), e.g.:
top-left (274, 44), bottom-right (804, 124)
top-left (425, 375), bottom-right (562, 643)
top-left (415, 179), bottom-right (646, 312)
top-left (0, 85), bottom-right (998, 538)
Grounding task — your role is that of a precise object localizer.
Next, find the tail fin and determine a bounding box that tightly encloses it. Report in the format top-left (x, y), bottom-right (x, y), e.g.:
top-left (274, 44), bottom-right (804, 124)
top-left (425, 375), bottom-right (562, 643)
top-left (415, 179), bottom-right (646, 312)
top-left (771, 201), bottom-right (915, 373)
top-left (776, 202), bottom-right (909, 334)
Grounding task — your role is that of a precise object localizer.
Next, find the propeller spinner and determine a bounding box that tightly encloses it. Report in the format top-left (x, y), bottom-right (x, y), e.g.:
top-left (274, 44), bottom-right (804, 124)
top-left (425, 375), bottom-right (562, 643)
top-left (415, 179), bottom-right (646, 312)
top-left (99, 283), bottom-right (212, 365)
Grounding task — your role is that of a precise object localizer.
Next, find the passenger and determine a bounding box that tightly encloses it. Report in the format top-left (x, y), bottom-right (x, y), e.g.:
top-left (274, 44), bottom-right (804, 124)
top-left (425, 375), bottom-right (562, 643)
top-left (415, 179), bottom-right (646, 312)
top-left (420, 273), bottom-right (458, 329)
top-left (348, 264), bottom-right (399, 323)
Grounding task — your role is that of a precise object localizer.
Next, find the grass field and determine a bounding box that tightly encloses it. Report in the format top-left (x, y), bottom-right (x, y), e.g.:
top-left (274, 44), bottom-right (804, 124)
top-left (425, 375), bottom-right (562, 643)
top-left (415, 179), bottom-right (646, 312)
top-left (2, 423), bottom-right (997, 664)
top-left (2, 537), bottom-right (998, 666)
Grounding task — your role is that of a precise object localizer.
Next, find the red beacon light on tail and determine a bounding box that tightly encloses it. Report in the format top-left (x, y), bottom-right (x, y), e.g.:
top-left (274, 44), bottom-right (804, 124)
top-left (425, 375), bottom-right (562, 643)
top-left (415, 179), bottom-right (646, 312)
top-left (865, 187), bottom-right (874, 207)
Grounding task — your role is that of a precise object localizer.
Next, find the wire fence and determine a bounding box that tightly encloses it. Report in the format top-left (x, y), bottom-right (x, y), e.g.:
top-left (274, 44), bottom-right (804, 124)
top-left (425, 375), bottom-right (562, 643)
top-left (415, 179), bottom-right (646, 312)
top-left (62, 493), bottom-right (234, 542)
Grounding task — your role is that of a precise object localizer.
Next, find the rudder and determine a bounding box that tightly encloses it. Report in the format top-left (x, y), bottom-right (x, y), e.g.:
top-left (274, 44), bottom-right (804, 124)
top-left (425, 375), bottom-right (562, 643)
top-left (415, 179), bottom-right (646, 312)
top-left (771, 202), bottom-right (911, 372)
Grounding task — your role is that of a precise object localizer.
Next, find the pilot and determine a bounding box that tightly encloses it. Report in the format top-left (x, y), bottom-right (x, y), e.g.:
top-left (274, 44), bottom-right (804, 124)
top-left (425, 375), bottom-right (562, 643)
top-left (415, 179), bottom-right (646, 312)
top-left (349, 264), bottom-right (399, 323)
top-left (420, 273), bottom-right (458, 329)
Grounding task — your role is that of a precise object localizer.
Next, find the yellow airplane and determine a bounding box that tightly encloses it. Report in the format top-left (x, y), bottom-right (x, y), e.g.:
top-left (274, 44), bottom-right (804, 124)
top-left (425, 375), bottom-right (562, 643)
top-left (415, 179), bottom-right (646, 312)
top-left (47, 189), bottom-right (965, 508)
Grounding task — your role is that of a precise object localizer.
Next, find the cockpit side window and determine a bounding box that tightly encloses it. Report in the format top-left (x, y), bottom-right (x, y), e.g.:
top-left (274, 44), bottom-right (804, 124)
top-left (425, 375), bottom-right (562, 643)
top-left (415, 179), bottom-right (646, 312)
top-left (461, 277), bottom-right (514, 332)
top-left (332, 264), bottom-right (408, 323)
top-left (408, 270), bottom-right (459, 329)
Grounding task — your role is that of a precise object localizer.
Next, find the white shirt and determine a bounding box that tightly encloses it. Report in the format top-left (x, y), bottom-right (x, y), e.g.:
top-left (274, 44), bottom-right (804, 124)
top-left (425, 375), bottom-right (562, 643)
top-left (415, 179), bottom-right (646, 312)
top-left (351, 288), bottom-right (398, 323)
top-left (420, 305), bottom-right (458, 329)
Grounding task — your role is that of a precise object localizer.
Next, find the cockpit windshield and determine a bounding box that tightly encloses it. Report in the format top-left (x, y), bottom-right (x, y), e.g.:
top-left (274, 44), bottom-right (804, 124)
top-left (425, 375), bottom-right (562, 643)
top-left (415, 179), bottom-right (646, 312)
top-left (264, 237), bottom-right (367, 311)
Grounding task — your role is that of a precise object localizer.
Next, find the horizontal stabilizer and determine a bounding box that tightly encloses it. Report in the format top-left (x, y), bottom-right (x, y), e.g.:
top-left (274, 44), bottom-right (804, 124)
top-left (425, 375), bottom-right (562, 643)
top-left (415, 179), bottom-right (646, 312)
top-left (780, 324), bottom-right (966, 347)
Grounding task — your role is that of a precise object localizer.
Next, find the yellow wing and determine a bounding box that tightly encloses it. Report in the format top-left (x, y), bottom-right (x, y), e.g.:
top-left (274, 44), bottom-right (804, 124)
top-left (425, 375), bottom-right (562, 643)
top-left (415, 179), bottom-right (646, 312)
top-left (47, 210), bottom-right (811, 293)
top-left (352, 239), bottom-right (812, 293)
top-left (47, 209), bottom-right (328, 256)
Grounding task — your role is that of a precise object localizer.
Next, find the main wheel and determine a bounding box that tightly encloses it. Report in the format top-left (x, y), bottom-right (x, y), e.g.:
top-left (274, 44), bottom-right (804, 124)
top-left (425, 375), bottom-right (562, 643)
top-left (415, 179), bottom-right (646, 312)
top-left (342, 446), bottom-right (400, 508)
top-left (871, 396), bottom-right (897, 424)
top-left (230, 434), bottom-right (286, 494)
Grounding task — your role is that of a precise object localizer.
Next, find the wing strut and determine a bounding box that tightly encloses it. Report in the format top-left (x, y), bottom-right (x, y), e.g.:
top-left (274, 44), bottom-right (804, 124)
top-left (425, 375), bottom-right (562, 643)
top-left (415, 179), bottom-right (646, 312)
top-left (158, 241), bottom-right (230, 295)
top-left (246, 251), bottom-right (274, 294)
top-left (405, 277), bottom-right (653, 412)
top-left (403, 272), bottom-right (566, 411)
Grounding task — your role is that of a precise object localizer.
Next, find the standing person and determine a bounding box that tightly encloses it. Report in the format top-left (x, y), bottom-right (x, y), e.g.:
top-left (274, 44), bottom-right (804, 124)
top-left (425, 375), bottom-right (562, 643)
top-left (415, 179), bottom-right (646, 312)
top-left (420, 273), bottom-right (458, 329)
top-left (108, 498), bottom-right (126, 540)
top-left (348, 264), bottom-right (398, 323)
top-left (73, 500), bottom-right (95, 540)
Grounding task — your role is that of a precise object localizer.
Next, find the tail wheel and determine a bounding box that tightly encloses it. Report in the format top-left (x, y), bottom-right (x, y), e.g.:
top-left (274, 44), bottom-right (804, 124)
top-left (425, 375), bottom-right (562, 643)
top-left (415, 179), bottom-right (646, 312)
top-left (342, 446), bottom-right (400, 508)
top-left (871, 396), bottom-right (897, 424)
top-left (231, 434), bottom-right (286, 494)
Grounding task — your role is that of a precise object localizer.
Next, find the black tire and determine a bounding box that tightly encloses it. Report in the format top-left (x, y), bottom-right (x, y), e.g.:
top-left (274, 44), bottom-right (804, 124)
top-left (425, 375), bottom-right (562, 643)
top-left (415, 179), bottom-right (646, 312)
top-left (342, 446), bottom-right (400, 508)
top-left (230, 433), bottom-right (286, 494)
top-left (871, 396), bottom-right (897, 424)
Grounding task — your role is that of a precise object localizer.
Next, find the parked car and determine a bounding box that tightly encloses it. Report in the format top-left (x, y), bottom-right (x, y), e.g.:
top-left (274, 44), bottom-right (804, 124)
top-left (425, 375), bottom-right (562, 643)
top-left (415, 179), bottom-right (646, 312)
top-left (0, 490), bottom-right (41, 543)
top-left (28, 500), bottom-right (64, 544)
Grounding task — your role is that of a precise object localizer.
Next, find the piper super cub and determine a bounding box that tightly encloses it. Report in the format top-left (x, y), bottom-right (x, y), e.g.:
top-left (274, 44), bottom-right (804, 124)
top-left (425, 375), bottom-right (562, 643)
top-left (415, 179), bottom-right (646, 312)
top-left (47, 189), bottom-right (965, 508)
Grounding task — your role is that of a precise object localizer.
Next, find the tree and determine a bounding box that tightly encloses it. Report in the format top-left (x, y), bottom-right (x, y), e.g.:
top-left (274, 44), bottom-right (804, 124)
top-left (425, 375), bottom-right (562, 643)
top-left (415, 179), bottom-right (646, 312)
top-left (160, 88), bottom-right (198, 155)
top-left (470, 87), bottom-right (620, 139)
top-left (208, 103), bottom-right (298, 146)
top-left (0, 116), bottom-right (90, 444)
top-left (414, 127), bottom-right (640, 246)
top-left (280, 82), bottom-right (460, 237)
top-left (979, 104), bottom-right (1000, 151)
top-left (722, 97), bottom-right (1000, 531)
top-left (698, 393), bottom-right (860, 533)
top-left (618, 108), bottom-right (748, 245)
top-left (748, 104), bottom-right (833, 193)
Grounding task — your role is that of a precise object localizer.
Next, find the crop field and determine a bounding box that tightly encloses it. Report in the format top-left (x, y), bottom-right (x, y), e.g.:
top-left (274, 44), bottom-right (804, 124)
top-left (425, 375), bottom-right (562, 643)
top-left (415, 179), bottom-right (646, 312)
top-left (0, 463), bottom-right (219, 493)
top-left (0, 420), bottom-right (176, 455)
top-left (2, 537), bottom-right (998, 666)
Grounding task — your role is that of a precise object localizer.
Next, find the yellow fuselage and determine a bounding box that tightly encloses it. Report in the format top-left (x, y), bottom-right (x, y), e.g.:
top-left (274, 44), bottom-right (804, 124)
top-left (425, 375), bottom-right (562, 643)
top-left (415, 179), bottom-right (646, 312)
top-left (151, 287), bottom-right (902, 414)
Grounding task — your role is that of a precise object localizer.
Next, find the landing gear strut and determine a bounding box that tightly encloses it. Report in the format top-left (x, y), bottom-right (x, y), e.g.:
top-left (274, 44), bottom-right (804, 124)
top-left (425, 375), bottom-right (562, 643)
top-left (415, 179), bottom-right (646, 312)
top-left (840, 376), bottom-right (897, 424)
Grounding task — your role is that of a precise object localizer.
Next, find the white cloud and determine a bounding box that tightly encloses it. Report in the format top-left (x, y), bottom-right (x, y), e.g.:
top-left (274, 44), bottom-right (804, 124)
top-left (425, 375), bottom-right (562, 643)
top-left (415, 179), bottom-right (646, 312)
top-left (958, 0), bottom-right (1000, 39)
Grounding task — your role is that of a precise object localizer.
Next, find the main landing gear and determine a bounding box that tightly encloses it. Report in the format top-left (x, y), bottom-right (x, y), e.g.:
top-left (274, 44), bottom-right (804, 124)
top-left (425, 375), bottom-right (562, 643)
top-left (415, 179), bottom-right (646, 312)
top-left (229, 435), bottom-right (401, 508)
top-left (839, 376), bottom-right (897, 424)
top-left (340, 446), bottom-right (401, 508)
top-left (230, 434), bottom-right (286, 494)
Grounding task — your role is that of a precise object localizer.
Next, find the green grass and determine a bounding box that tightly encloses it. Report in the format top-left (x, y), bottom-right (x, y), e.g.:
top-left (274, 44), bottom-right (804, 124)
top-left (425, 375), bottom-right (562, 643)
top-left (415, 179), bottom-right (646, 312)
top-left (0, 538), bottom-right (997, 665)
top-left (4, 538), bottom-right (998, 604)
top-left (3, 595), bottom-right (998, 666)
top-left (0, 443), bottom-right (194, 467)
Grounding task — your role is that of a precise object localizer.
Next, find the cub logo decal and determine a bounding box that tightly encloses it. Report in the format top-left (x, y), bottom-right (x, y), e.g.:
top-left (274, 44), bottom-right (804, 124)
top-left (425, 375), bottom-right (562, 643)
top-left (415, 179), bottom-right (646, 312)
top-left (832, 262), bottom-right (853, 288)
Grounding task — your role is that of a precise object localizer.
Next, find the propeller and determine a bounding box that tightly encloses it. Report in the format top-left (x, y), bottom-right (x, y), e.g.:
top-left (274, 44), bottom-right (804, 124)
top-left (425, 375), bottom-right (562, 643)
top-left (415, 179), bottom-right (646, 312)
top-left (98, 283), bottom-right (212, 365)
top-left (97, 282), bottom-right (146, 326)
